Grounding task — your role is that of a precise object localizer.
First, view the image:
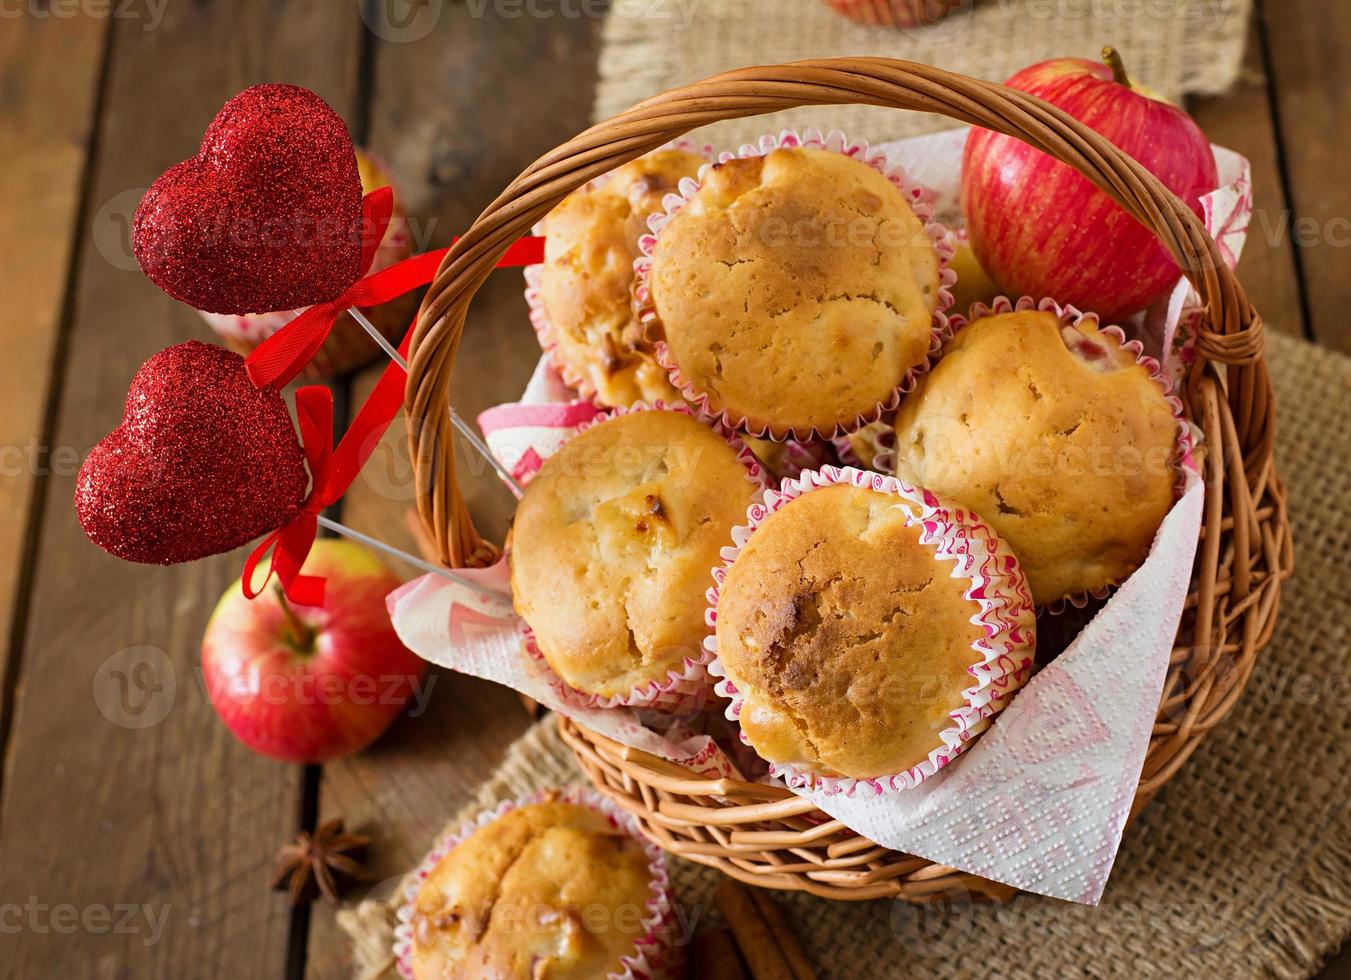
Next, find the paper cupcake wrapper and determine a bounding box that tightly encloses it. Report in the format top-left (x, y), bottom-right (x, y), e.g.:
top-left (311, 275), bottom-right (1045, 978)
top-left (705, 465), bottom-right (1036, 798)
top-left (523, 139), bottom-right (716, 407)
top-left (512, 400), bottom-right (768, 711)
top-left (738, 432), bottom-right (835, 483)
top-left (874, 295), bottom-right (1198, 613)
top-left (632, 127), bottom-right (957, 443)
top-left (393, 785), bottom-right (681, 980)
top-left (831, 420), bottom-right (893, 473)
top-left (772, 436), bottom-right (835, 480)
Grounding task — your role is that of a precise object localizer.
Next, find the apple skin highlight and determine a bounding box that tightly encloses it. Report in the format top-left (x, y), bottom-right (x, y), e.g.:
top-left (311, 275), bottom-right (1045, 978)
top-left (961, 51), bottom-right (1219, 323)
top-left (202, 538), bottom-right (428, 763)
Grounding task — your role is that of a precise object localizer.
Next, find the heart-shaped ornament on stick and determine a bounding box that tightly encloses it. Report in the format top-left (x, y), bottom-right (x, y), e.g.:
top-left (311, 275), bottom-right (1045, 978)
top-left (133, 84), bottom-right (363, 315)
top-left (76, 341), bottom-right (310, 565)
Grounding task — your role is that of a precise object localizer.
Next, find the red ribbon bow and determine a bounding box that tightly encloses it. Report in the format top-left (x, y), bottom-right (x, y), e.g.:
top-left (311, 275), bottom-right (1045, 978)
top-left (237, 186), bottom-right (546, 604)
top-left (242, 318), bottom-right (416, 605)
top-left (245, 187), bottom-right (545, 390)
top-left (242, 385), bottom-right (336, 606)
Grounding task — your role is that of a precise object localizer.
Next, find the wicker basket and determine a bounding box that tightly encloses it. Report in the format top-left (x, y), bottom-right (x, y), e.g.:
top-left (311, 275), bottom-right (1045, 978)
top-left (404, 59), bottom-right (1293, 902)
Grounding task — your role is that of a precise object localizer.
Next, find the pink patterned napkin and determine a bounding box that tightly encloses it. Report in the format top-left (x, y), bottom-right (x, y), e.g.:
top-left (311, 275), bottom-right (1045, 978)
top-left (801, 473), bottom-right (1202, 903)
top-left (387, 129), bottom-right (1249, 904)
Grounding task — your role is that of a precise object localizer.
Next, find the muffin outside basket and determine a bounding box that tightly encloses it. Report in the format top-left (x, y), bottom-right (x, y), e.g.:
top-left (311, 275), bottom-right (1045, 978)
top-left (402, 58), bottom-right (1292, 903)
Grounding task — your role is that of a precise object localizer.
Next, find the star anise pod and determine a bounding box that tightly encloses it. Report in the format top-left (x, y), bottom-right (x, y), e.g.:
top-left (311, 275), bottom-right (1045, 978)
top-left (271, 818), bottom-right (373, 906)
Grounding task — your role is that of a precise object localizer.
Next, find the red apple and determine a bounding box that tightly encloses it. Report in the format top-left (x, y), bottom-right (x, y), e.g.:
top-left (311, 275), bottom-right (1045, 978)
top-left (202, 538), bottom-right (429, 763)
top-left (961, 47), bottom-right (1218, 322)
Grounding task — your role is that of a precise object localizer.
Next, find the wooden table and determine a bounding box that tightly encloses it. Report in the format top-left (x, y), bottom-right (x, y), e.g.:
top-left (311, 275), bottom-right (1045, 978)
top-left (1, 3), bottom-right (1346, 977)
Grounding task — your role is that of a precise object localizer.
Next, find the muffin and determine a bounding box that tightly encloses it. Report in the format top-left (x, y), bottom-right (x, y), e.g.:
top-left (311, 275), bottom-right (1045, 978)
top-left (510, 407), bottom-right (762, 705)
top-left (396, 790), bottom-right (675, 980)
top-left (198, 148), bottom-right (417, 379)
top-left (710, 469), bottom-right (1035, 792)
top-left (890, 299), bottom-right (1186, 606)
top-left (637, 137), bottom-right (951, 439)
top-left (530, 147), bottom-right (707, 407)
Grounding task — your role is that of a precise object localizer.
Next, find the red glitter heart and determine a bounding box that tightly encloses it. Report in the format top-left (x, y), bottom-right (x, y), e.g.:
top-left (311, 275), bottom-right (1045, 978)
top-left (133, 84), bottom-right (363, 315)
top-left (76, 341), bottom-right (310, 565)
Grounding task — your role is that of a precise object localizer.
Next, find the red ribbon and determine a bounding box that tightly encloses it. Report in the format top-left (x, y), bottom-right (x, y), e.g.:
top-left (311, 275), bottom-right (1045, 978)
top-left (241, 385), bottom-right (335, 606)
top-left (242, 322), bottom-right (415, 606)
top-left (245, 187), bottom-right (545, 389)
top-left (239, 187), bottom-right (545, 603)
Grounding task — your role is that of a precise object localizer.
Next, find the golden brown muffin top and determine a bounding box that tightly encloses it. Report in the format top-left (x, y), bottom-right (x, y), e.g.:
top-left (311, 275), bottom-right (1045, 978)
top-left (538, 148), bottom-right (705, 407)
top-left (407, 799), bottom-right (655, 980)
top-left (891, 308), bottom-right (1179, 605)
top-left (510, 409), bottom-right (758, 699)
top-left (715, 483), bottom-right (984, 780)
top-left (647, 147), bottom-right (940, 437)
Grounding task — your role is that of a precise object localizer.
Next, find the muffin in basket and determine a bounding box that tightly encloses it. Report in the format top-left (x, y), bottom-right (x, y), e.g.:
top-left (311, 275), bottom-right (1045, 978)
top-left (709, 468), bottom-right (1034, 794)
top-left (636, 135), bottom-right (952, 440)
top-left (395, 788), bottom-right (678, 980)
top-left (528, 147), bottom-right (706, 408)
top-left (510, 406), bottom-right (763, 708)
top-left (890, 298), bottom-right (1188, 606)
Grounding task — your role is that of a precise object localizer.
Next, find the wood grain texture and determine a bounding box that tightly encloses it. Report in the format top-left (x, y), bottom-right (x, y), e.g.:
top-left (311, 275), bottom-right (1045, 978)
top-left (0, 12), bottom-right (108, 763)
top-left (1259, 0), bottom-right (1351, 351)
top-left (0, 3), bottom-right (1335, 976)
top-left (304, 5), bottom-right (606, 975)
top-left (1189, 22), bottom-right (1305, 340)
top-left (0, 3), bottom-right (361, 978)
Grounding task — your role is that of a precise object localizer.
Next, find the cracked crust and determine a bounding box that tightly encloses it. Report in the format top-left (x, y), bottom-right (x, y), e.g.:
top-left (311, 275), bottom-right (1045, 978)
top-left (715, 483), bottom-right (983, 780)
top-left (891, 309), bottom-right (1178, 605)
top-left (510, 410), bottom-right (758, 699)
top-left (538, 148), bottom-right (705, 407)
top-left (648, 146), bottom-right (940, 436)
top-left (407, 799), bottom-right (654, 980)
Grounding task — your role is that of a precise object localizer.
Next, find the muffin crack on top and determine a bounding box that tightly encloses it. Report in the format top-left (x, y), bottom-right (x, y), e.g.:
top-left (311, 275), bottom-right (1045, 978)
top-left (891, 304), bottom-right (1183, 605)
top-left (400, 796), bottom-right (669, 980)
top-left (714, 482), bottom-right (1011, 782)
top-left (454, 836), bottom-right (530, 943)
top-left (643, 145), bottom-right (946, 437)
top-left (511, 408), bottom-right (760, 703)
top-left (532, 146), bottom-right (707, 408)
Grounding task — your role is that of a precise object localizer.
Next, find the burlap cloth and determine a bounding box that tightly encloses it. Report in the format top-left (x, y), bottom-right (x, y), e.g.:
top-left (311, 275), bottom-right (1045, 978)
top-left (342, 331), bottom-right (1349, 977)
top-left (594, 0), bottom-right (1254, 148)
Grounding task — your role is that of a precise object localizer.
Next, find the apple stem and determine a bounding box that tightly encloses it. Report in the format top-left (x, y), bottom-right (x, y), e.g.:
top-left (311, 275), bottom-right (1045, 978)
top-left (1102, 46), bottom-right (1131, 88)
top-left (274, 584), bottom-right (317, 654)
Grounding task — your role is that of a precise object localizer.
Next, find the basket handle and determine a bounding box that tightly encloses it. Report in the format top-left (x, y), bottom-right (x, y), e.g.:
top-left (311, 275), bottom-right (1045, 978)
top-left (406, 57), bottom-right (1273, 568)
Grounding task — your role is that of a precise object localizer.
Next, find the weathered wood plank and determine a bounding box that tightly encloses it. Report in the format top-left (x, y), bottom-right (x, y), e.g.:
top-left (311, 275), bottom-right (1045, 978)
top-left (1259, 0), bottom-right (1351, 351)
top-left (0, 9), bottom-right (108, 767)
top-left (0, 3), bottom-right (362, 977)
top-left (1188, 22), bottom-right (1305, 340)
top-left (305, 5), bottom-right (607, 975)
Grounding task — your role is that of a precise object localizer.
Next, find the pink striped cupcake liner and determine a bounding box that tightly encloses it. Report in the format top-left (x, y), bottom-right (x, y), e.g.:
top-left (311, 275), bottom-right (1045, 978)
top-left (511, 401), bottom-right (768, 712)
top-left (632, 127), bottom-right (957, 443)
top-left (393, 785), bottom-right (681, 980)
top-left (831, 421), bottom-right (893, 472)
top-left (875, 295), bottom-right (1198, 613)
top-left (523, 139), bottom-right (715, 406)
top-left (705, 464), bottom-right (1037, 798)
